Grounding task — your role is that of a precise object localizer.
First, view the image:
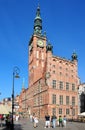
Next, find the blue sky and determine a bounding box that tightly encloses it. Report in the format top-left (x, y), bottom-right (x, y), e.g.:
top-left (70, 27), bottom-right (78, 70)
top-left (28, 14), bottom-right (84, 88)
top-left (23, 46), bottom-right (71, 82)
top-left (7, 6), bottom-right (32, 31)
top-left (0, 0), bottom-right (85, 100)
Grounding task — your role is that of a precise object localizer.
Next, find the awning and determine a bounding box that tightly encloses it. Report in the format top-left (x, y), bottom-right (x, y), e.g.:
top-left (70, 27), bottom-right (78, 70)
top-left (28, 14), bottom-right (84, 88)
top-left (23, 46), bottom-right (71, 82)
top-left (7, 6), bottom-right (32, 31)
top-left (0, 104), bottom-right (9, 114)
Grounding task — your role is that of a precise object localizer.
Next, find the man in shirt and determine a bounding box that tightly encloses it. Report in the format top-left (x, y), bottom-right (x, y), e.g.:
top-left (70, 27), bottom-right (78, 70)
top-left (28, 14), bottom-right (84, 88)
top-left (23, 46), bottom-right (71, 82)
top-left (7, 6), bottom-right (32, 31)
top-left (44, 113), bottom-right (50, 128)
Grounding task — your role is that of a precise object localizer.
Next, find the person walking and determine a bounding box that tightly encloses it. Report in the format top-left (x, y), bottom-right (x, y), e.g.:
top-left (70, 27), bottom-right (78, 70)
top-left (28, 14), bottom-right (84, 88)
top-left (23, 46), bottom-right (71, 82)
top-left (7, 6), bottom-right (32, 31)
top-left (51, 113), bottom-right (57, 128)
top-left (59, 115), bottom-right (63, 127)
top-left (16, 114), bottom-right (19, 121)
top-left (44, 113), bottom-right (50, 128)
top-left (63, 115), bottom-right (67, 127)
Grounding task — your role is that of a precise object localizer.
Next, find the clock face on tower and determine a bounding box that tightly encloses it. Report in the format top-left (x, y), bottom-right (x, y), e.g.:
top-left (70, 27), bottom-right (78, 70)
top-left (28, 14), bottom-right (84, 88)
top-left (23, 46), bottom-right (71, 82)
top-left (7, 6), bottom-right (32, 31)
top-left (37, 40), bottom-right (44, 47)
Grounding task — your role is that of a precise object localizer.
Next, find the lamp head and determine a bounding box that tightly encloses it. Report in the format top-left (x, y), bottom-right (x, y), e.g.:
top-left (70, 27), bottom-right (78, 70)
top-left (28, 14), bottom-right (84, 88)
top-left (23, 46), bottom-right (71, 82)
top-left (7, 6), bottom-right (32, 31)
top-left (15, 74), bottom-right (20, 79)
top-left (13, 66), bottom-right (20, 78)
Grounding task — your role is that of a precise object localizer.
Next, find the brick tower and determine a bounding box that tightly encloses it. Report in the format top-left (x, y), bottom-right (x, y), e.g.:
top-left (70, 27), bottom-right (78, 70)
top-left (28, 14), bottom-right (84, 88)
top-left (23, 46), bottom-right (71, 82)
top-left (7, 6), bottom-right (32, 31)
top-left (29, 5), bottom-right (47, 86)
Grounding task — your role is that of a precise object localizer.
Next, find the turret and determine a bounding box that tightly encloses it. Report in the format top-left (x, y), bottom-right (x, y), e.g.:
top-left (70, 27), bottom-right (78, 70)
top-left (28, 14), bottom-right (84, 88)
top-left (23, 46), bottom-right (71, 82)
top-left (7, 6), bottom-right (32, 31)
top-left (34, 5), bottom-right (42, 35)
top-left (46, 42), bottom-right (53, 53)
top-left (71, 51), bottom-right (78, 61)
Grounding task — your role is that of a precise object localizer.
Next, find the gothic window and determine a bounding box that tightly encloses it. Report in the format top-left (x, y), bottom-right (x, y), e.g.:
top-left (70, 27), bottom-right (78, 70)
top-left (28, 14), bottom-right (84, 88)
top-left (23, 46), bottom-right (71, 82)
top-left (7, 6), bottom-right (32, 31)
top-left (38, 84), bottom-right (42, 92)
top-left (52, 94), bottom-right (56, 104)
top-left (34, 97), bottom-right (38, 106)
top-left (66, 109), bottom-right (69, 115)
top-left (72, 97), bottom-right (75, 106)
top-left (66, 96), bottom-right (69, 105)
top-left (72, 83), bottom-right (75, 91)
top-left (40, 96), bottom-right (42, 105)
top-left (59, 108), bottom-right (62, 114)
top-left (52, 108), bottom-right (56, 115)
top-left (59, 95), bottom-right (63, 105)
top-left (66, 82), bottom-right (69, 90)
top-left (59, 81), bottom-right (63, 90)
top-left (52, 80), bottom-right (56, 89)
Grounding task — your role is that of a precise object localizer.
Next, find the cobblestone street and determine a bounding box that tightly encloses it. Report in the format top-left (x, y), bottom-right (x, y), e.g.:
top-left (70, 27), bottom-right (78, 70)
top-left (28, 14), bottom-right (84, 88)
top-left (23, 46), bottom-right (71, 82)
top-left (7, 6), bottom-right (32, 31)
top-left (0, 118), bottom-right (85, 130)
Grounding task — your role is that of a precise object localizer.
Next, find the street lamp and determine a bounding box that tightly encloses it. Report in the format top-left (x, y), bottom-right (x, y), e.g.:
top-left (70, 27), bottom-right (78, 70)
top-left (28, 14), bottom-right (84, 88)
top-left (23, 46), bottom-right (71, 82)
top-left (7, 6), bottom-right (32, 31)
top-left (12, 66), bottom-right (20, 130)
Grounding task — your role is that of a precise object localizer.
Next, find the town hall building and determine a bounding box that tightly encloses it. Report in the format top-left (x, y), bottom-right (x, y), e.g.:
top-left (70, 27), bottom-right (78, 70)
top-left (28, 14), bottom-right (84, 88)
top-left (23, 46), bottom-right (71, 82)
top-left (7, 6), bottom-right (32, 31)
top-left (21, 5), bottom-right (79, 119)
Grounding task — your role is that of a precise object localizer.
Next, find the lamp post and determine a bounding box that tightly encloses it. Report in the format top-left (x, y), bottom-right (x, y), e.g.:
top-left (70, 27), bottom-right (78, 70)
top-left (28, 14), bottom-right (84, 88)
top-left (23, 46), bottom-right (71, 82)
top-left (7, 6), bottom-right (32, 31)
top-left (12, 66), bottom-right (20, 130)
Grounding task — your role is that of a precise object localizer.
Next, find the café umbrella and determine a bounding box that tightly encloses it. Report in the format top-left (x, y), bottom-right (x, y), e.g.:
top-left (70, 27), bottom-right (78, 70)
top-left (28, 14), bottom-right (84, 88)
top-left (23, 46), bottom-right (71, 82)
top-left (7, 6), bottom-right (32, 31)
top-left (78, 112), bottom-right (85, 116)
top-left (0, 104), bottom-right (9, 114)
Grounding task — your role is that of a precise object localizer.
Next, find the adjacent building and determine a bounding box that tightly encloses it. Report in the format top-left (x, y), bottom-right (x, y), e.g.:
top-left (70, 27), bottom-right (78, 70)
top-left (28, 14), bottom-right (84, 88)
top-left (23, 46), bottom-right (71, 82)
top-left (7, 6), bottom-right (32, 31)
top-left (78, 83), bottom-right (85, 114)
top-left (1, 97), bottom-right (12, 113)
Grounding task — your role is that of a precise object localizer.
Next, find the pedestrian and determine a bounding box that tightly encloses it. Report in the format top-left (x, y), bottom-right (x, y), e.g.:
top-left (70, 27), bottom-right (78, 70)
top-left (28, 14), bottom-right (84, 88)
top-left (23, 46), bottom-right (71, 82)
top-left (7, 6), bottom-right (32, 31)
top-left (59, 115), bottom-right (63, 127)
top-left (51, 113), bottom-right (57, 128)
top-left (56, 117), bottom-right (59, 126)
top-left (63, 115), bottom-right (67, 127)
top-left (33, 115), bottom-right (39, 128)
top-left (6, 114), bottom-right (11, 129)
top-left (44, 113), bottom-right (50, 128)
top-left (16, 114), bottom-right (19, 121)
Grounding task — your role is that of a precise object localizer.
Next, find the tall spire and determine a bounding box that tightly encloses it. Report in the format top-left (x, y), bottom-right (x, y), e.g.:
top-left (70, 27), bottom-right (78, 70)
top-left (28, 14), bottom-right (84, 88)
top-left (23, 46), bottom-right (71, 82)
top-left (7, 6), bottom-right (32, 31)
top-left (34, 5), bottom-right (42, 34)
